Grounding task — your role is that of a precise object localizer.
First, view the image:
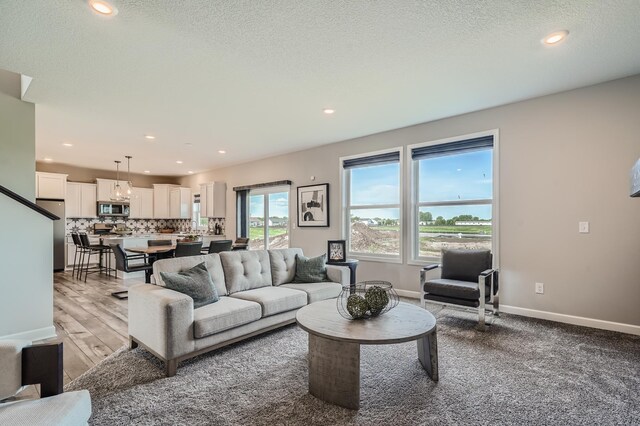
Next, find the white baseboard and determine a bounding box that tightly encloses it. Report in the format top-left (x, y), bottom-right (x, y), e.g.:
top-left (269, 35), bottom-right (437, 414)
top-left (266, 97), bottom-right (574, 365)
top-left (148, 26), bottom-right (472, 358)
top-left (0, 325), bottom-right (57, 342)
top-left (395, 289), bottom-right (421, 299)
top-left (501, 305), bottom-right (640, 336)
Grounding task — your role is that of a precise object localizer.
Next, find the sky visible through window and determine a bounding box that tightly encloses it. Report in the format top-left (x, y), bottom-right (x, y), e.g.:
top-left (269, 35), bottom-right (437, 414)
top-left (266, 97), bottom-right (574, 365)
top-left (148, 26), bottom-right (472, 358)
top-left (250, 191), bottom-right (289, 217)
top-left (349, 149), bottom-right (492, 220)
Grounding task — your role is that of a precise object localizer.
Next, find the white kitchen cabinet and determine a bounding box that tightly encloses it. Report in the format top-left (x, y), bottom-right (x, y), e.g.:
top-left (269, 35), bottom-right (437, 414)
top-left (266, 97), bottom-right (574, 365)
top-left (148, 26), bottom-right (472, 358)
top-left (81, 184), bottom-right (97, 217)
top-left (66, 182), bottom-right (97, 218)
top-left (66, 183), bottom-right (81, 217)
top-left (199, 182), bottom-right (226, 218)
top-left (130, 187), bottom-right (154, 219)
top-left (153, 184), bottom-right (178, 218)
top-left (96, 178), bottom-right (131, 202)
top-left (36, 172), bottom-right (67, 199)
top-left (169, 187), bottom-right (192, 219)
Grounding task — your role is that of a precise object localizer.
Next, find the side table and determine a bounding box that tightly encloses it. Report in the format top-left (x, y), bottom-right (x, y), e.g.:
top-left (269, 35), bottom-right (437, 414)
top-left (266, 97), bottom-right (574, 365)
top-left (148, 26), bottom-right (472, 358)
top-left (328, 259), bottom-right (359, 284)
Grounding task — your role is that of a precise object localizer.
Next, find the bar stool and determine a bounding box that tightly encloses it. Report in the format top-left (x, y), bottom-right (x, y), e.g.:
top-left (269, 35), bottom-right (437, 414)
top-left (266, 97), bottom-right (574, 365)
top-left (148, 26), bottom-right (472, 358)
top-left (70, 233), bottom-right (84, 278)
top-left (78, 233), bottom-right (113, 282)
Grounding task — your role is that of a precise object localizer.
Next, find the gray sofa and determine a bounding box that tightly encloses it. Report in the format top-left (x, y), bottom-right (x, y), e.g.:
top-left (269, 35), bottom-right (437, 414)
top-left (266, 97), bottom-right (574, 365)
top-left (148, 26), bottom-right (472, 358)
top-left (128, 248), bottom-right (349, 376)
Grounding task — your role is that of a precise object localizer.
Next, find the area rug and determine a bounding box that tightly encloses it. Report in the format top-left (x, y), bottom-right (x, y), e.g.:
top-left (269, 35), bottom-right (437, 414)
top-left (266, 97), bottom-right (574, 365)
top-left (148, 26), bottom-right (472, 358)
top-left (66, 307), bottom-right (640, 425)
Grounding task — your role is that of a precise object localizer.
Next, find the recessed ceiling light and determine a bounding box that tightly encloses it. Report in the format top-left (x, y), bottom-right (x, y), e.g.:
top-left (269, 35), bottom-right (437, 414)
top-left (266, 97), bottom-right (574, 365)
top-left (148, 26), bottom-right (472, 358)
top-left (62, 143), bottom-right (73, 147)
top-left (218, 150), bottom-right (226, 154)
top-left (43, 158), bottom-right (53, 162)
top-left (144, 135), bottom-right (155, 140)
top-left (188, 171), bottom-right (194, 174)
top-left (144, 170), bottom-right (151, 174)
top-left (323, 108), bottom-right (335, 114)
top-left (176, 160), bottom-right (183, 164)
top-left (542, 30), bottom-right (569, 45)
top-left (88, 0), bottom-right (118, 16)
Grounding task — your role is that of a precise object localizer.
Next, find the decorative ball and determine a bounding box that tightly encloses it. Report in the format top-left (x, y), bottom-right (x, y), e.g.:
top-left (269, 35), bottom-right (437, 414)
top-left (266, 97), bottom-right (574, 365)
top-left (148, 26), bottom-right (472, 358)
top-left (346, 294), bottom-right (369, 319)
top-left (365, 286), bottom-right (390, 316)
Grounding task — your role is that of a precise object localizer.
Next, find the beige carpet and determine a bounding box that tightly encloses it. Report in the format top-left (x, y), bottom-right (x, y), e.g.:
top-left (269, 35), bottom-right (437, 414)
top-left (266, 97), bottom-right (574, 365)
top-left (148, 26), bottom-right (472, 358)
top-left (66, 307), bottom-right (640, 425)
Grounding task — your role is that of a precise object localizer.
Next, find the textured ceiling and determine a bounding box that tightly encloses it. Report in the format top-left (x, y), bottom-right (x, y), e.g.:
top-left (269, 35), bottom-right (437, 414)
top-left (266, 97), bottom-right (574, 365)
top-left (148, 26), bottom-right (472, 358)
top-left (1, 1), bottom-right (640, 176)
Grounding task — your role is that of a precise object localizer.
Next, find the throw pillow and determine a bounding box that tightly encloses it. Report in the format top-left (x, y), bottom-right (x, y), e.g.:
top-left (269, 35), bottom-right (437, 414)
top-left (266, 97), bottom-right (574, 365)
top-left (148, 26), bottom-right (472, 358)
top-left (160, 262), bottom-right (219, 308)
top-left (293, 254), bottom-right (328, 283)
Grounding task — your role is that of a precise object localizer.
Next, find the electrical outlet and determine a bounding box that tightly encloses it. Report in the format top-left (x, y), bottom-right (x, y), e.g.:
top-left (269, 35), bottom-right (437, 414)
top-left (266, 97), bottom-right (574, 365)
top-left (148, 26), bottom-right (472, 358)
top-left (535, 282), bottom-right (544, 294)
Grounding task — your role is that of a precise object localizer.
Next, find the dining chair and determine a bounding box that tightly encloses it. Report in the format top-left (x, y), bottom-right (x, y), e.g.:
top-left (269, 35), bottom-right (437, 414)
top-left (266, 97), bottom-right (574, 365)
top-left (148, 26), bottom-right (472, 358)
top-left (174, 241), bottom-right (203, 257)
top-left (204, 239), bottom-right (233, 254)
top-left (110, 244), bottom-right (153, 285)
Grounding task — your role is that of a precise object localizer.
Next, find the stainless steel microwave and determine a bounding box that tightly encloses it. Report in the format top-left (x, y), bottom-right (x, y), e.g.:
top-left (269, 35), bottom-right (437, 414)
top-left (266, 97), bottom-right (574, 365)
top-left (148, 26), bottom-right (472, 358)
top-left (97, 202), bottom-right (130, 217)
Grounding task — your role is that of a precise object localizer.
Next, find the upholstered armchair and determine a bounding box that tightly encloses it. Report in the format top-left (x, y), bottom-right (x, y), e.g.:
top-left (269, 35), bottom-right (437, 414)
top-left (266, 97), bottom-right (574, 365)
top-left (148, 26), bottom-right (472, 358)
top-left (0, 340), bottom-right (91, 425)
top-left (421, 249), bottom-right (499, 330)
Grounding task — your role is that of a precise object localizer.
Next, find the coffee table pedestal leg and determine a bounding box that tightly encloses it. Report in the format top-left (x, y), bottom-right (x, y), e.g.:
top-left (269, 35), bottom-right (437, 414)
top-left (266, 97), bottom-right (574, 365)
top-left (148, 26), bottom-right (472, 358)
top-left (417, 328), bottom-right (439, 381)
top-left (308, 334), bottom-right (360, 410)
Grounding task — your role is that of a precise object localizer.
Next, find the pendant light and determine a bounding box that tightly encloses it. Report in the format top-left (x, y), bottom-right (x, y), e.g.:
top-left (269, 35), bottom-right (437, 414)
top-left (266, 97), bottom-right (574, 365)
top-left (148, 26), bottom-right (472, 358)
top-left (110, 160), bottom-right (125, 201)
top-left (125, 155), bottom-right (133, 199)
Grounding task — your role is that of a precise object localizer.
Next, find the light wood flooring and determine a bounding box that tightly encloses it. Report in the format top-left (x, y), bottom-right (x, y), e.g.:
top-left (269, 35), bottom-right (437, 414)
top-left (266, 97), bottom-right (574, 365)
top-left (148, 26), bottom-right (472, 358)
top-left (16, 270), bottom-right (140, 399)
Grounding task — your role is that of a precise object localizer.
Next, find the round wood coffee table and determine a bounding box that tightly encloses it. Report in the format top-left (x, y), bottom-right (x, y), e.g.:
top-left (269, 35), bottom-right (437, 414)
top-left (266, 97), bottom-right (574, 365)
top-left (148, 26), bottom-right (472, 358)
top-left (296, 299), bottom-right (438, 410)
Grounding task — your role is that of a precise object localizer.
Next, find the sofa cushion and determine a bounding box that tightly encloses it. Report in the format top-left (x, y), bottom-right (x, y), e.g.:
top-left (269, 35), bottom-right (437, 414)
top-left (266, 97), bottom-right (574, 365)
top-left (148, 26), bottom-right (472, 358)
top-left (220, 251), bottom-right (272, 294)
top-left (281, 282), bottom-right (342, 303)
top-left (269, 248), bottom-right (304, 285)
top-left (230, 287), bottom-right (307, 317)
top-left (0, 390), bottom-right (91, 426)
top-left (153, 253), bottom-right (227, 297)
top-left (160, 262), bottom-right (219, 309)
top-left (193, 297), bottom-right (262, 339)
top-left (293, 254), bottom-right (328, 283)
top-left (424, 278), bottom-right (487, 300)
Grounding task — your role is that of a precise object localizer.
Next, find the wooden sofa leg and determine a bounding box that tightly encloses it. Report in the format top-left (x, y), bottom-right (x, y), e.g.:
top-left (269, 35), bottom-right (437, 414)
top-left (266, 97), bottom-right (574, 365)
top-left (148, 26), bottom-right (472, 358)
top-left (129, 337), bottom-right (139, 350)
top-left (166, 359), bottom-right (177, 377)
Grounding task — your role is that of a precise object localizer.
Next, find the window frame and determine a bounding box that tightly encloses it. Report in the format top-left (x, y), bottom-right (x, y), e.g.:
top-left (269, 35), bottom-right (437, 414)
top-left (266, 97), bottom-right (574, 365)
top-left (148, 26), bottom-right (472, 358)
top-left (407, 130), bottom-right (499, 266)
top-left (247, 185), bottom-right (291, 250)
top-left (340, 147), bottom-right (404, 264)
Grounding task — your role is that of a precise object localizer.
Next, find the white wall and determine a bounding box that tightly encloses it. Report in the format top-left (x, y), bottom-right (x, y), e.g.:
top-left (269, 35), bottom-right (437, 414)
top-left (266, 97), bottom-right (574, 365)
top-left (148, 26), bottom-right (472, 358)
top-left (0, 70), bottom-right (55, 341)
top-left (181, 75), bottom-right (640, 331)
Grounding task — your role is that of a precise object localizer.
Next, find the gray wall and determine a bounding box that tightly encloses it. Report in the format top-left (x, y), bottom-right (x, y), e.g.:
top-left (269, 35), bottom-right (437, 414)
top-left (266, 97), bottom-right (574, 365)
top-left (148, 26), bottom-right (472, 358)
top-left (0, 70), bottom-right (54, 340)
top-left (181, 75), bottom-right (640, 328)
top-left (0, 70), bottom-right (35, 200)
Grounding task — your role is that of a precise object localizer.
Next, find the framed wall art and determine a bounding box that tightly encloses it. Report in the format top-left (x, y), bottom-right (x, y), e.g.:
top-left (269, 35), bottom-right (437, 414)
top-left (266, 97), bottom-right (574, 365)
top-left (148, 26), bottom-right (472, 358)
top-left (327, 240), bottom-right (346, 263)
top-left (297, 183), bottom-right (329, 227)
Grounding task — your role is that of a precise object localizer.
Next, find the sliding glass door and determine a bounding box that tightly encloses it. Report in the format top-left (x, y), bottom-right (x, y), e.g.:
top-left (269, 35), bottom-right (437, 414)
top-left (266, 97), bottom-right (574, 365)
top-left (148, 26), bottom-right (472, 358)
top-left (248, 188), bottom-right (289, 250)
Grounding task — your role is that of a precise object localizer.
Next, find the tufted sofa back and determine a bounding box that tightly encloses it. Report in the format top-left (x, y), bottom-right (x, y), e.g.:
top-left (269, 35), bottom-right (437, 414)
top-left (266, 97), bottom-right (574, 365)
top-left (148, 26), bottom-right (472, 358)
top-left (219, 250), bottom-right (272, 294)
top-left (268, 248), bottom-right (304, 286)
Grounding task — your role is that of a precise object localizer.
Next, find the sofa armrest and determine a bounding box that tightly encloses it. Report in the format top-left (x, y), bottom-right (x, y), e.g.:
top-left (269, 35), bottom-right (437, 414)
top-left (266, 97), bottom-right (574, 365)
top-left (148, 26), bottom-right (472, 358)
top-left (128, 284), bottom-right (195, 360)
top-left (326, 265), bottom-right (350, 286)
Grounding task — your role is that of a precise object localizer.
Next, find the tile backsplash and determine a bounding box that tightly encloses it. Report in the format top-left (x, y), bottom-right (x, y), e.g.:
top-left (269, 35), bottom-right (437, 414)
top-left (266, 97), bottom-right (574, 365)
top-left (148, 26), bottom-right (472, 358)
top-left (66, 217), bottom-right (225, 235)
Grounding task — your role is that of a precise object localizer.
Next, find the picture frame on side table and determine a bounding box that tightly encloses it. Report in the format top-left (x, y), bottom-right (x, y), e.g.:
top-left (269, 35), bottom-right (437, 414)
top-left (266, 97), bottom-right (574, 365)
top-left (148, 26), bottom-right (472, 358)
top-left (327, 240), bottom-right (346, 263)
top-left (297, 183), bottom-right (329, 227)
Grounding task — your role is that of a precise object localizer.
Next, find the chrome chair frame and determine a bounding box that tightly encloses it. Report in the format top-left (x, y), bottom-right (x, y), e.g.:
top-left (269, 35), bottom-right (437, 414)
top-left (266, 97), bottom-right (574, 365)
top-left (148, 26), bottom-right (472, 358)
top-left (421, 264), bottom-right (499, 331)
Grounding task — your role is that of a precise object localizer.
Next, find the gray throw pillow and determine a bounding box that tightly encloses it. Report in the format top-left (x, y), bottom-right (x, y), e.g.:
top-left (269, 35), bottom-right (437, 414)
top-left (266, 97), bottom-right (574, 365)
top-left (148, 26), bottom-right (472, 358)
top-left (293, 254), bottom-right (328, 283)
top-left (160, 262), bottom-right (219, 308)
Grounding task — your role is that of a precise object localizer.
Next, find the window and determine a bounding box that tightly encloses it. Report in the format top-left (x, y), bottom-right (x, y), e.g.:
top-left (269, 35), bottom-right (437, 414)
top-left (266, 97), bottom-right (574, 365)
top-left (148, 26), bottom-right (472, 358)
top-left (341, 149), bottom-right (402, 261)
top-left (410, 133), bottom-right (496, 261)
top-left (192, 196), bottom-right (208, 231)
top-left (247, 187), bottom-right (290, 250)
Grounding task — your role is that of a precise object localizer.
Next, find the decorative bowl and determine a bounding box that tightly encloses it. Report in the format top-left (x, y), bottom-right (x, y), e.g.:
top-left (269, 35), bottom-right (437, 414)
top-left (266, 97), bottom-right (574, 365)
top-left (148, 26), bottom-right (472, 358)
top-left (336, 281), bottom-right (399, 320)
